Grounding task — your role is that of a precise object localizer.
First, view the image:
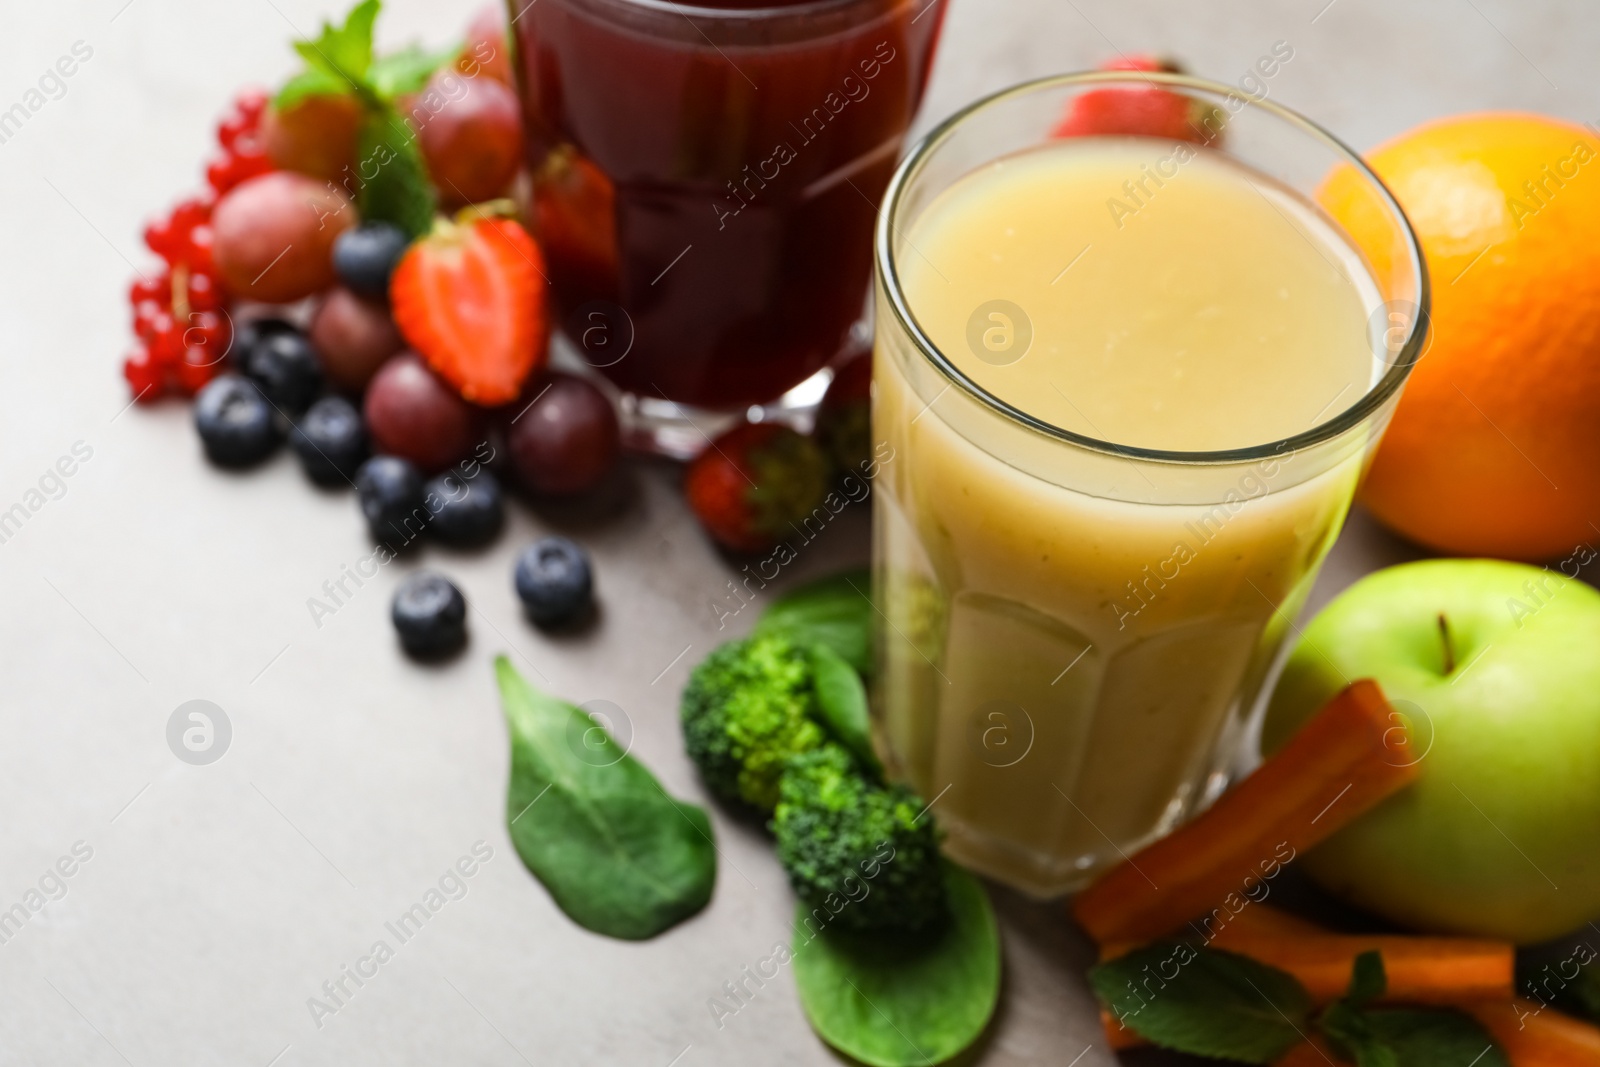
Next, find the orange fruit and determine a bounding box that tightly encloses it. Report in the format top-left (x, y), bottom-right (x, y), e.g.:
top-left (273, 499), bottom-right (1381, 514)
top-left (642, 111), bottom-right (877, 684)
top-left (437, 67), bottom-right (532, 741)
top-left (1324, 112), bottom-right (1600, 562)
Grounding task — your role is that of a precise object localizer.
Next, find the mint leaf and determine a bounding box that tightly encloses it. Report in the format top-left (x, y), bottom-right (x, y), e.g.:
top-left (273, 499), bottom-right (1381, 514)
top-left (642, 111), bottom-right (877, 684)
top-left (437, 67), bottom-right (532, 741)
top-left (1337, 1009), bottom-right (1508, 1067)
top-left (496, 658), bottom-right (717, 940)
top-left (354, 105), bottom-right (435, 238)
top-left (274, 67), bottom-right (349, 111)
top-left (369, 44), bottom-right (455, 99)
top-left (808, 643), bottom-right (878, 772)
top-left (1090, 943), bottom-right (1311, 1064)
top-left (757, 568), bottom-right (874, 676)
top-left (1347, 949), bottom-right (1387, 1005)
top-left (293, 0), bottom-right (380, 91)
top-left (792, 862), bottom-right (1000, 1067)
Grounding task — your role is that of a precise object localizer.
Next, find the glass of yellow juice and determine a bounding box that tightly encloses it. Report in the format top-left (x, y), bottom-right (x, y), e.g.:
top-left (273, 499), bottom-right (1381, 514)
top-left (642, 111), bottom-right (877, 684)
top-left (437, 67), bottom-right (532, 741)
top-left (871, 72), bottom-right (1428, 896)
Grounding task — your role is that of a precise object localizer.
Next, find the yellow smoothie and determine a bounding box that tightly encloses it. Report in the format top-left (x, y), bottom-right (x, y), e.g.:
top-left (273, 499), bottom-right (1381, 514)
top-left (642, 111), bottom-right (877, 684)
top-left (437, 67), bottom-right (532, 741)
top-left (873, 137), bottom-right (1386, 895)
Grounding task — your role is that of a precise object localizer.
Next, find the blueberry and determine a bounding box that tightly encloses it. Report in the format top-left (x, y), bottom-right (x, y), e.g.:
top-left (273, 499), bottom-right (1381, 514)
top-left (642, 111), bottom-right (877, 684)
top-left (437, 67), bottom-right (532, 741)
top-left (194, 375), bottom-right (282, 468)
top-left (333, 222), bottom-right (410, 299)
top-left (514, 537), bottom-right (594, 627)
top-left (291, 396), bottom-right (369, 486)
top-left (355, 456), bottom-right (428, 548)
top-left (244, 329), bottom-right (323, 415)
top-left (391, 572), bottom-right (467, 659)
top-left (427, 470), bottom-right (505, 547)
top-left (231, 316), bottom-right (296, 372)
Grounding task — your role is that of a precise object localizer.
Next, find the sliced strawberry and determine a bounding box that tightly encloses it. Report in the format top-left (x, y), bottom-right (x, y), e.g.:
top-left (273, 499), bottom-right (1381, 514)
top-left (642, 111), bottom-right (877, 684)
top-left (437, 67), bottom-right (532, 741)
top-left (685, 422), bottom-right (831, 554)
top-left (1053, 54), bottom-right (1223, 144)
top-left (390, 212), bottom-right (548, 406)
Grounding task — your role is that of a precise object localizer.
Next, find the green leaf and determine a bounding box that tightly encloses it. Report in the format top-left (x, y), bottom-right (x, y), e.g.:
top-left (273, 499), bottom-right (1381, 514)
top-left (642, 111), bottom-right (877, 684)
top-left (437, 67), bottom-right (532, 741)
top-left (757, 568), bottom-right (874, 676)
top-left (496, 657), bottom-right (717, 940)
top-left (1090, 943), bottom-right (1312, 1064)
top-left (1347, 950), bottom-right (1387, 1006)
top-left (807, 643), bottom-right (878, 772)
top-left (1355, 1009), bottom-right (1509, 1067)
top-left (369, 44), bottom-right (455, 99)
top-left (274, 67), bottom-right (350, 111)
top-left (354, 105), bottom-right (436, 239)
top-left (294, 0), bottom-right (380, 90)
top-left (792, 862), bottom-right (999, 1067)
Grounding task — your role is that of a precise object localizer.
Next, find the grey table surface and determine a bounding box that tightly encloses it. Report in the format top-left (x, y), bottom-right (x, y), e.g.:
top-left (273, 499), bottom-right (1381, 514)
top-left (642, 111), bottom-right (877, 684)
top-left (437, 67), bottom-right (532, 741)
top-left (1, 1), bottom-right (1593, 1064)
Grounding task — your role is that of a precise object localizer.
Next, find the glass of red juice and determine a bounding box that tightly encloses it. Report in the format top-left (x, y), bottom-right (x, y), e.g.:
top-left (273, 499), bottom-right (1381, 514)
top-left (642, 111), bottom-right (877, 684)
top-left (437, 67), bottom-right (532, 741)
top-left (509, 0), bottom-right (948, 452)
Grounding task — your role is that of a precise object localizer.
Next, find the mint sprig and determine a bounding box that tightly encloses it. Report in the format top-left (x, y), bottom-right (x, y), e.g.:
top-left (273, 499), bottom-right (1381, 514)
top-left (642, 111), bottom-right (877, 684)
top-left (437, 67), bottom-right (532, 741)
top-left (272, 0), bottom-right (445, 236)
top-left (1090, 944), bottom-right (1510, 1066)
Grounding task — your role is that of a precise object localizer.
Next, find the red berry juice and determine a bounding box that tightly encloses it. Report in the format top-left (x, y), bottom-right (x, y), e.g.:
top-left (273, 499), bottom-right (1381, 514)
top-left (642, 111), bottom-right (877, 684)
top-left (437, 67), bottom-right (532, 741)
top-left (511, 0), bottom-right (947, 410)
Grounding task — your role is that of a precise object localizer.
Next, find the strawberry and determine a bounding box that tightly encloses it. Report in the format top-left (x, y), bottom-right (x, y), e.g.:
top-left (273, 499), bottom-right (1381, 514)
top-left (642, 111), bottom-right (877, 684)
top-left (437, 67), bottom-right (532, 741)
top-left (685, 422), bottom-right (831, 554)
top-left (390, 210), bottom-right (548, 406)
top-left (1052, 54), bottom-right (1222, 145)
top-left (533, 146), bottom-right (618, 296)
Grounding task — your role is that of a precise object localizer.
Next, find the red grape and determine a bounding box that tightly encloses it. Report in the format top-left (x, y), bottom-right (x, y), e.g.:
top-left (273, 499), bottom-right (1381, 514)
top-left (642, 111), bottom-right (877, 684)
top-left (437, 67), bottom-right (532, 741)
top-left (364, 352), bottom-right (484, 472)
top-left (455, 5), bottom-right (513, 84)
top-left (414, 70), bottom-right (522, 205)
top-left (506, 372), bottom-right (619, 495)
top-left (211, 172), bottom-right (354, 303)
top-left (262, 93), bottom-right (363, 183)
top-left (310, 286), bottom-right (404, 392)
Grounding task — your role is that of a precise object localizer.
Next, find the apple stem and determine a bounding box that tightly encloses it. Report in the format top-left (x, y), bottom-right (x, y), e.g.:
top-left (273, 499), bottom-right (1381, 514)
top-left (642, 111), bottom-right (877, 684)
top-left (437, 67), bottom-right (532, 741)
top-left (1437, 613), bottom-right (1456, 674)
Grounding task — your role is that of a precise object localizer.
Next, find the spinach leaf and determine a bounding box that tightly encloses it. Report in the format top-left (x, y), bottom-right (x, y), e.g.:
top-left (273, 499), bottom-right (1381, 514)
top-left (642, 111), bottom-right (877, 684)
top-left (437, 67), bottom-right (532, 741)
top-left (808, 642), bottom-right (878, 772)
top-left (757, 567), bottom-right (874, 676)
top-left (1090, 942), bottom-right (1311, 1064)
top-left (496, 657), bottom-right (716, 940)
top-left (792, 862), bottom-right (999, 1067)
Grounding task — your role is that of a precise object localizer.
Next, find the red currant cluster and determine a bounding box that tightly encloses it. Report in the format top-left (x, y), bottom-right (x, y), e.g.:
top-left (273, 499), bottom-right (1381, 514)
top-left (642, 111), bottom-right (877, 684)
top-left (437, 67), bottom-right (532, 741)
top-left (123, 90), bottom-right (269, 401)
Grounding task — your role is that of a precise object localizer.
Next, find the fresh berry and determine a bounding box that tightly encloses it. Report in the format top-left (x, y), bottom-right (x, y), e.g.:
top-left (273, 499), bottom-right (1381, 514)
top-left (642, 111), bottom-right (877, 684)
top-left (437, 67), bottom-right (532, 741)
top-left (194, 375), bottom-right (282, 468)
top-left (174, 345), bottom-right (224, 395)
top-left (242, 328), bottom-right (324, 414)
top-left (332, 222), bottom-right (410, 299)
top-left (231, 317), bottom-right (296, 371)
top-left (183, 269), bottom-right (224, 311)
top-left (533, 147), bottom-right (618, 292)
top-left (291, 396), bottom-right (369, 486)
top-left (685, 422), bottom-right (830, 553)
top-left (513, 537), bottom-right (594, 628)
top-left (206, 148), bottom-right (272, 196)
top-left (261, 93), bottom-right (363, 183)
top-left (212, 172), bottom-right (354, 303)
top-left (129, 273), bottom-right (168, 306)
top-left (816, 343), bottom-right (872, 474)
top-left (1052, 55), bottom-right (1221, 144)
top-left (415, 70), bottom-right (523, 205)
top-left (454, 5), bottom-right (513, 84)
top-left (355, 456), bottom-right (429, 548)
top-left (505, 372), bottom-right (619, 495)
top-left (310, 287), bottom-right (405, 392)
top-left (123, 347), bottom-right (164, 400)
top-left (390, 212), bottom-right (548, 406)
top-left (426, 469), bottom-right (504, 547)
top-left (391, 572), bottom-right (467, 658)
top-left (363, 353), bottom-right (483, 472)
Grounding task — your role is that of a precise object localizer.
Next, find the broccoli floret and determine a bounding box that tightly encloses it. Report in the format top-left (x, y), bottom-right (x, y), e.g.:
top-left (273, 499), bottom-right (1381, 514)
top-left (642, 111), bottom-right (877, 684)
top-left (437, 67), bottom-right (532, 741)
top-left (681, 633), bottom-right (827, 812)
top-left (774, 743), bottom-right (947, 934)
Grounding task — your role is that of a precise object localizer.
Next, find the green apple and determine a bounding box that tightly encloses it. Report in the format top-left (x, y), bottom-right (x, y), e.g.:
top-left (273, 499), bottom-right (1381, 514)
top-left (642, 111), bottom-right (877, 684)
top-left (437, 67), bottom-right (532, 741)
top-left (1262, 557), bottom-right (1600, 944)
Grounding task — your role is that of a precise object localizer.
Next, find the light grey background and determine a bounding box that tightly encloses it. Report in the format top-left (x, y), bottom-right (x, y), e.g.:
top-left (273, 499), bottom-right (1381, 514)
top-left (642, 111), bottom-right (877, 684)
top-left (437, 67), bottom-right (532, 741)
top-left (0, 1), bottom-right (1592, 1064)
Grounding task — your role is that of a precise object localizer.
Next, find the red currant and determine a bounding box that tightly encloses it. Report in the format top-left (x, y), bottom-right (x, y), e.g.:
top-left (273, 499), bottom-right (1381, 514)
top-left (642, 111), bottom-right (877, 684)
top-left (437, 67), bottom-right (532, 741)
top-left (182, 308), bottom-right (232, 356)
top-left (235, 88), bottom-right (268, 122)
top-left (123, 347), bottom-right (166, 399)
top-left (183, 225), bottom-right (217, 274)
top-left (174, 345), bottom-right (222, 395)
top-left (184, 269), bottom-right (224, 310)
top-left (132, 299), bottom-right (167, 338)
top-left (129, 273), bottom-right (169, 306)
top-left (170, 196), bottom-right (212, 236)
top-left (151, 320), bottom-right (185, 366)
top-left (143, 216), bottom-right (182, 261)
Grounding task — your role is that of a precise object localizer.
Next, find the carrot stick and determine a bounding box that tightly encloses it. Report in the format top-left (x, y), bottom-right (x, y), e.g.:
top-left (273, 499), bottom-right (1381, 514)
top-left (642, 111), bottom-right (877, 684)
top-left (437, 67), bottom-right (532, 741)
top-left (1072, 680), bottom-right (1418, 945)
top-left (1469, 999), bottom-right (1600, 1066)
top-left (1207, 929), bottom-right (1512, 1006)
